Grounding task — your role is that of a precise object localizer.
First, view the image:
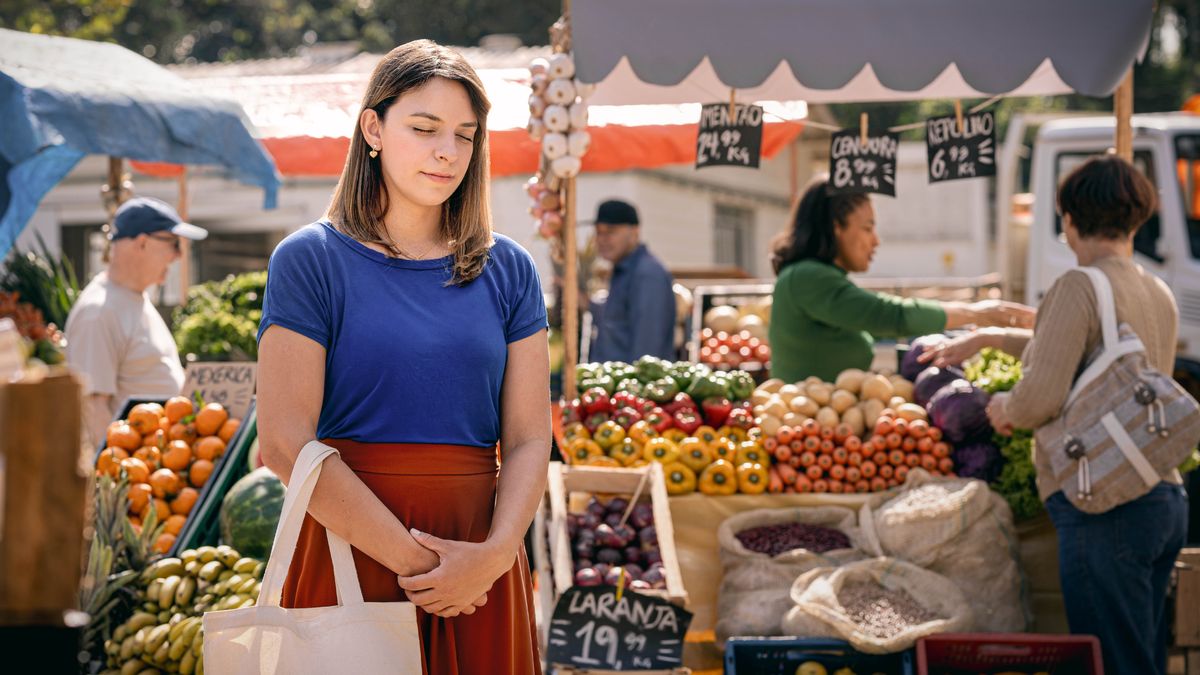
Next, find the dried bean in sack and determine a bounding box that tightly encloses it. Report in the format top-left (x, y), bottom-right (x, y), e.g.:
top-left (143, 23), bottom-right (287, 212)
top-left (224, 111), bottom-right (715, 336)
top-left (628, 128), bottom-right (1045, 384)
top-left (858, 469), bottom-right (1029, 632)
top-left (788, 557), bottom-right (972, 654)
top-left (715, 506), bottom-right (864, 645)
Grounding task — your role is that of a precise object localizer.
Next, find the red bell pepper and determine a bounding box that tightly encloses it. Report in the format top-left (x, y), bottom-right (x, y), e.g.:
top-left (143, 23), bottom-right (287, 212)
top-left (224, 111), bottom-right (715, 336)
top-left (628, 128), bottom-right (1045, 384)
top-left (581, 387), bottom-right (612, 415)
top-left (645, 407), bottom-right (674, 433)
top-left (725, 407), bottom-right (755, 430)
top-left (635, 397), bottom-right (658, 416)
top-left (583, 410), bottom-right (611, 433)
top-left (561, 399), bottom-right (582, 425)
top-left (673, 408), bottom-right (703, 435)
top-left (701, 397), bottom-right (733, 428)
top-left (612, 391), bottom-right (639, 411)
top-left (612, 407), bottom-right (643, 430)
top-left (663, 392), bottom-right (697, 416)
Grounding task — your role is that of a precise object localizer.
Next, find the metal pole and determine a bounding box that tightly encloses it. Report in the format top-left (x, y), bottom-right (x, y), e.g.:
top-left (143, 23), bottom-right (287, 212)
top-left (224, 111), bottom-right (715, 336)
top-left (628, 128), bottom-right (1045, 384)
top-left (1114, 68), bottom-right (1134, 162)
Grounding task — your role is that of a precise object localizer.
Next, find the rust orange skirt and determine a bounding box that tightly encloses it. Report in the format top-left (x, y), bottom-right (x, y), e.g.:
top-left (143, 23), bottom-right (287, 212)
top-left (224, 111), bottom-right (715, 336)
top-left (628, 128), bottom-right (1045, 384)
top-left (281, 440), bottom-right (541, 675)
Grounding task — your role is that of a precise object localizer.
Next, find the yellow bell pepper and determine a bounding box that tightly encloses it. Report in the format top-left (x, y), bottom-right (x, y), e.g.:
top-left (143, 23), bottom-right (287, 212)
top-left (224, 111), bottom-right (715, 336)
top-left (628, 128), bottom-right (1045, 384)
top-left (608, 437), bottom-right (643, 466)
top-left (642, 437), bottom-right (680, 464)
top-left (586, 455), bottom-right (623, 468)
top-left (736, 462), bottom-right (769, 494)
top-left (678, 437), bottom-right (715, 474)
top-left (563, 422), bottom-right (590, 444)
top-left (566, 438), bottom-right (603, 464)
top-left (592, 421), bottom-right (626, 450)
top-left (662, 428), bottom-right (688, 445)
top-left (694, 425), bottom-right (720, 447)
top-left (698, 459), bottom-right (738, 496)
top-left (709, 436), bottom-right (737, 462)
top-left (662, 462), bottom-right (698, 495)
top-left (747, 426), bottom-right (764, 442)
top-left (735, 441), bottom-right (769, 467)
top-left (718, 425), bottom-right (750, 444)
top-left (627, 420), bottom-right (658, 445)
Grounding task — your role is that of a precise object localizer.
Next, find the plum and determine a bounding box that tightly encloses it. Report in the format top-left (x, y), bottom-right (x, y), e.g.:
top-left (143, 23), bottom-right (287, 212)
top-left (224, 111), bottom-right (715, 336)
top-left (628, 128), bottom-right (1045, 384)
top-left (603, 566), bottom-right (626, 586)
top-left (592, 563), bottom-right (612, 579)
top-left (574, 567), bottom-right (602, 587)
top-left (567, 516), bottom-right (579, 539)
top-left (586, 499), bottom-right (606, 520)
top-left (573, 539), bottom-right (595, 560)
top-left (641, 565), bottom-right (666, 589)
top-left (604, 512), bottom-right (624, 528)
top-left (629, 503), bottom-right (654, 530)
top-left (607, 497), bottom-right (630, 515)
top-left (612, 524), bottom-right (636, 547)
top-left (638, 525), bottom-right (657, 547)
top-left (573, 558), bottom-right (593, 573)
top-left (595, 524), bottom-right (625, 549)
top-left (579, 512), bottom-right (601, 530)
top-left (628, 579), bottom-right (652, 591)
top-left (623, 546), bottom-right (643, 565)
top-left (643, 549), bottom-right (663, 566)
top-left (595, 547), bottom-right (623, 565)
top-left (622, 563), bottom-right (644, 581)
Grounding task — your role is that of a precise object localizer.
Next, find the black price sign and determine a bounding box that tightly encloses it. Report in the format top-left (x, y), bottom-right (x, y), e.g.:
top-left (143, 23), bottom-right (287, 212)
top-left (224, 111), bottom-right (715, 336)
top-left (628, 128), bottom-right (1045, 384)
top-left (829, 130), bottom-right (899, 196)
top-left (926, 111), bottom-right (996, 182)
top-left (182, 362), bottom-right (256, 420)
top-left (696, 103), bottom-right (763, 169)
top-left (546, 585), bottom-right (692, 671)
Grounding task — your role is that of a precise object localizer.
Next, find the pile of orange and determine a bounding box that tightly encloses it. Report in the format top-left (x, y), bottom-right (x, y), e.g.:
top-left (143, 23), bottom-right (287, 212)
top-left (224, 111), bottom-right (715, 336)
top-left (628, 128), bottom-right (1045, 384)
top-left (95, 396), bottom-right (241, 553)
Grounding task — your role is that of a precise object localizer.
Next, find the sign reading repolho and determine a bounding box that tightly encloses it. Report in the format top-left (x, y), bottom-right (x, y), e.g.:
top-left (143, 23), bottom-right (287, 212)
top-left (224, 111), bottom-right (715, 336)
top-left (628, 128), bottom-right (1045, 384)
top-left (926, 111), bottom-right (997, 183)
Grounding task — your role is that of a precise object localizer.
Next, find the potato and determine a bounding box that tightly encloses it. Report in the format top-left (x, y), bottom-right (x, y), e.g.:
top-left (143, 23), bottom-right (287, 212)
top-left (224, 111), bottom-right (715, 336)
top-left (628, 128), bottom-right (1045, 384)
top-left (759, 378), bottom-right (785, 394)
top-left (804, 376), bottom-right (824, 387)
top-left (753, 405), bottom-right (766, 418)
top-left (751, 390), bottom-right (772, 406)
top-left (889, 376), bottom-right (915, 402)
top-left (860, 374), bottom-right (894, 402)
top-left (815, 406), bottom-right (840, 429)
top-left (889, 395), bottom-right (908, 410)
top-left (789, 395), bottom-right (820, 417)
top-left (807, 383), bottom-right (833, 406)
top-left (834, 368), bottom-right (867, 395)
top-left (764, 396), bottom-right (789, 420)
top-left (859, 398), bottom-right (886, 428)
top-left (758, 414), bottom-right (783, 438)
top-left (830, 389), bottom-right (858, 414)
top-left (841, 406), bottom-right (866, 438)
top-left (778, 384), bottom-right (803, 399)
top-left (895, 403), bottom-right (929, 422)
top-left (782, 411), bottom-right (806, 427)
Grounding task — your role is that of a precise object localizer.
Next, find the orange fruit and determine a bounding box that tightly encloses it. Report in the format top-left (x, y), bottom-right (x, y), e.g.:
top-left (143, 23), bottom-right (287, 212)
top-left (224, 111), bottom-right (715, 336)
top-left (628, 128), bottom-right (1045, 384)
top-left (106, 422), bottom-right (142, 451)
top-left (217, 418), bottom-right (241, 444)
top-left (145, 428), bottom-right (167, 450)
top-left (189, 459), bottom-right (214, 488)
top-left (142, 497), bottom-right (171, 523)
top-left (128, 515), bottom-right (143, 533)
top-left (96, 447), bottom-right (129, 477)
top-left (149, 468), bottom-right (182, 499)
top-left (158, 416), bottom-right (171, 434)
top-left (127, 404), bottom-right (163, 435)
top-left (171, 487), bottom-right (199, 515)
top-left (120, 457), bottom-right (150, 484)
top-left (194, 403), bottom-right (228, 437)
top-left (165, 396), bottom-right (194, 424)
top-left (163, 514), bottom-right (187, 536)
top-left (194, 436), bottom-right (226, 462)
top-left (128, 482), bottom-right (152, 514)
top-left (153, 532), bottom-right (176, 554)
top-left (162, 440), bottom-right (192, 471)
top-left (168, 422), bottom-right (198, 445)
top-left (133, 446), bottom-right (161, 470)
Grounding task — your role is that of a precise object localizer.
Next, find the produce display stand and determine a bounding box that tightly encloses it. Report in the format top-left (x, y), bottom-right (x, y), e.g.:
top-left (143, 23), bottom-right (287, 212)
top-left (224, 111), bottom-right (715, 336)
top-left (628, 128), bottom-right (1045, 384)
top-left (915, 633), bottom-right (1104, 675)
top-left (686, 283), bottom-right (772, 364)
top-left (0, 370), bottom-right (88, 675)
top-left (725, 637), bottom-right (914, 675)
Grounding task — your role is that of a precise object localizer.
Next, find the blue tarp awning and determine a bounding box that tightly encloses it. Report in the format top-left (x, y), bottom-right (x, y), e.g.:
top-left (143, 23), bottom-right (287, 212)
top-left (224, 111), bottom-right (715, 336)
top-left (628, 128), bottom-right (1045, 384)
top-left (0, 28), bottom-right (281, 256)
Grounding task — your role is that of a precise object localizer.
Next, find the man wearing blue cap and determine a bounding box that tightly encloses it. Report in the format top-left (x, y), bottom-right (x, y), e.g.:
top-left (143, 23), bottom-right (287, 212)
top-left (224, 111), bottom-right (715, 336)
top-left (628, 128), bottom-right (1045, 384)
top-left (65, 197), bottom-right (208, 447)
top-left (589, 199), bottom-right (677, 362)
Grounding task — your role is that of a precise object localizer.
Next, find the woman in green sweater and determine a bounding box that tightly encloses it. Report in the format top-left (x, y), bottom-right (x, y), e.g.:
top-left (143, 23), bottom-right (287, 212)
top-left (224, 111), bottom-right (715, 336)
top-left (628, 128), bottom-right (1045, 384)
top-left (768, 178), bottom-right (1033, 382)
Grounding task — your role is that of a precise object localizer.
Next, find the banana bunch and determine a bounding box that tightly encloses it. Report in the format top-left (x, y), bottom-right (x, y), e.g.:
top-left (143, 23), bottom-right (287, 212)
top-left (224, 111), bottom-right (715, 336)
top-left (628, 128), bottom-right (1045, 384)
top-left (101, 546), bottom-right (265, 675)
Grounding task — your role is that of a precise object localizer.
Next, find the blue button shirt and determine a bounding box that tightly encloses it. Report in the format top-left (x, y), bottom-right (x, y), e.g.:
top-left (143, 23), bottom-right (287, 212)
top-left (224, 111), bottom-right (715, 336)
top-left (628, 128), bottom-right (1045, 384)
top-left (590, 244), bottom-right (676, 362)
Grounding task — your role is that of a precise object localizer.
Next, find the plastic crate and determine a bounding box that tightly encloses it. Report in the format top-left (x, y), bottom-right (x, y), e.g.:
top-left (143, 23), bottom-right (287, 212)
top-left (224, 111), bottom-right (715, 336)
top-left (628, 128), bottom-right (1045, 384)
top-left (916, 634), bottom-right (1103, 675)
top-left (725, 637), bottom-right (914, 675)
top-left (96, 395), bottom-right (254, 557)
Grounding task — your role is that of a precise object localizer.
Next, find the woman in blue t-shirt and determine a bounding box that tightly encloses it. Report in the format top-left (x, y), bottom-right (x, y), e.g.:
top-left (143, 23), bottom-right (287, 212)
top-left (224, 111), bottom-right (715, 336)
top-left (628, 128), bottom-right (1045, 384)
top-left (256, 39), bottom-right (550, 672)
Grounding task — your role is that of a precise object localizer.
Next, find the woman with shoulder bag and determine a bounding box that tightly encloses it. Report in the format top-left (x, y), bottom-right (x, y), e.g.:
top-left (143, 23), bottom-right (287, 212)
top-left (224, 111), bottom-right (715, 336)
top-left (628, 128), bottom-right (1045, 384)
top-left (249, 40), bottom-right (550, 673)
top-left (983, 156), bottom-right (1191, 675)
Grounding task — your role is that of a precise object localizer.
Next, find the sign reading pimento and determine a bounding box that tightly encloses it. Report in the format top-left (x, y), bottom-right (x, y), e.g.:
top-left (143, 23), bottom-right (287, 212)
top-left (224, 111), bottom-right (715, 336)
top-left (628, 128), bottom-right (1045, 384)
top-left (829, 129), bottom-right (900, 196)
top-left (546, 585), bottom-right (692, 671)
top-left (696, 103), bottom-right (764, 169)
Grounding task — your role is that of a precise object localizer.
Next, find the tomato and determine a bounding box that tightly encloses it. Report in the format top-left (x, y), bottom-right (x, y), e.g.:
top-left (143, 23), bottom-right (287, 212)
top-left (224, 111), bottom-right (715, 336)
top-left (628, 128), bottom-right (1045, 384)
top-left (860, 461), bottom-right (878, 478)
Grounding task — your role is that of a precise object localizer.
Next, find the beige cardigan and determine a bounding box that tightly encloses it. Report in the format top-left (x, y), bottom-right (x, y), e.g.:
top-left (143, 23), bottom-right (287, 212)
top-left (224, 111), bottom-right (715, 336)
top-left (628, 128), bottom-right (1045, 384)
top-left (1005, 256), bottom-right (1179, 500)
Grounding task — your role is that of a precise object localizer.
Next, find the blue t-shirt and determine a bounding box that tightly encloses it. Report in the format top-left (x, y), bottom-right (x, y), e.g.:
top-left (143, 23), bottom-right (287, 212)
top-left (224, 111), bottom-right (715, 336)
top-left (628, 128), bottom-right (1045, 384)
top-left (258, 221), bottom-right (548, 447)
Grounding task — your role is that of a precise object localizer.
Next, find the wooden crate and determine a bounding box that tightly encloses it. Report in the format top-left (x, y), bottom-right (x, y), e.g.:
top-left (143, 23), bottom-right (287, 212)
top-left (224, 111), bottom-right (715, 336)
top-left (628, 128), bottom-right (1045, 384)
top-left (1177, 548), bottom-right (1200, 648)
top-left (545, 462), bottom-right (688, 608)
top-left (0, 372), bottom-right (88, 623)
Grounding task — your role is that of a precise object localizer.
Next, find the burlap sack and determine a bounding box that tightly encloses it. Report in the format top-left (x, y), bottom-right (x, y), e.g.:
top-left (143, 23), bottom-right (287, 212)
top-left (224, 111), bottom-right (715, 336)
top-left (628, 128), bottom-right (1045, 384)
top-left (788, 558), bottom-right (972, 654)
top-left (715, 507), bottom-right (863, 645)
top-left (858, 469), bottom-right (1030, 632)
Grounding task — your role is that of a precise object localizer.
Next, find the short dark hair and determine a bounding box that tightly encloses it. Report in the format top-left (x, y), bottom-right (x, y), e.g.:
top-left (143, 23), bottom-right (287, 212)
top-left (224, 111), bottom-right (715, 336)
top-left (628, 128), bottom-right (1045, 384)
top-left (770, 178), bottom-right (870, 274)
top-left (1057, 155), bottom-right (1158, 240)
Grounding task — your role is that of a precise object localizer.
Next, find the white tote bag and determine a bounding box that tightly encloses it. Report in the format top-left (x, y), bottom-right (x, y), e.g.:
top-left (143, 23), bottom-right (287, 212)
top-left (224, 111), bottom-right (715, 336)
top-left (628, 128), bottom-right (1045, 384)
top-left (203, 440), bottom-right (424, 674)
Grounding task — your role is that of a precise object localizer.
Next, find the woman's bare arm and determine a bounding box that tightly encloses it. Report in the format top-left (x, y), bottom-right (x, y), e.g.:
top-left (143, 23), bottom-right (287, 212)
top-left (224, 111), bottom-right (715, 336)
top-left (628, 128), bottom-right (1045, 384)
top-left (257, 325), bottom-right (438, 577)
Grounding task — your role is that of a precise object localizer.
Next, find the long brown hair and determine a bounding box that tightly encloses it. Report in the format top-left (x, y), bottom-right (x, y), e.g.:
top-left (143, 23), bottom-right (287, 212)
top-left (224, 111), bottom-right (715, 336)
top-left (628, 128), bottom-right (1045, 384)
top-left (770, 177), bottom-right (869, 274)
top-left (328, 39), bottom-right (493, 285)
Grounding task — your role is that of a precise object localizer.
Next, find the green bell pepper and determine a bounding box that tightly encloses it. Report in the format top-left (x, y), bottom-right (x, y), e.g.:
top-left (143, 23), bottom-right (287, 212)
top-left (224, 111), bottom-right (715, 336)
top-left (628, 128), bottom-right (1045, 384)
top-left (728, 371), bottom-right (755, 400)
top-left (686, 372), bottom-right (728, 401)
top-left (616, 378), bottom-right (645, 397)
top-left (634, 356), bottom-right (670, 383)
top-left (643, 377), bottom-right (681, 403)
top-left (579, 374), bottom-right (616, 396)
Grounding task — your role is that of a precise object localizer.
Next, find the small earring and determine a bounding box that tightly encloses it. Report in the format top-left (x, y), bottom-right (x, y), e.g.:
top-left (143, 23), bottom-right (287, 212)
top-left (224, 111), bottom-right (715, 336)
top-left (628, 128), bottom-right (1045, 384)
top-left (369, 147), bottom-right (379, 159)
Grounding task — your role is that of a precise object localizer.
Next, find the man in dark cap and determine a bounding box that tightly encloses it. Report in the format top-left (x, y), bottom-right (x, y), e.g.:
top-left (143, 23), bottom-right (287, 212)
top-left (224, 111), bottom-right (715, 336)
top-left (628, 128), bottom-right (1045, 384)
top-left (65, 197), bottom-right (208, 447)
top-left (589, 199), bottom-right (676, 362)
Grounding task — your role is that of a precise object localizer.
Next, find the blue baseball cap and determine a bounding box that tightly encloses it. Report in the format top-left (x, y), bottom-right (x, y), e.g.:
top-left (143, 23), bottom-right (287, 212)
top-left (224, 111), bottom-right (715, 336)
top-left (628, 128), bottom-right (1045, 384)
top-left (110, 197), bottom-right (208, 241)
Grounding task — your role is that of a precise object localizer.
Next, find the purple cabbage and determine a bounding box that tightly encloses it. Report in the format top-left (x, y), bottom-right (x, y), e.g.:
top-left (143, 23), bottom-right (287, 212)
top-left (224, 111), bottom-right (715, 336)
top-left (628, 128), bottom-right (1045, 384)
top-left (952, 441), bottom-right (1003, 482)
top-left (914, 366), bottom-right (965, 408)
top-left (901, 334), bottom-right (948, 381)
top-left (928, 379), bottom-right (992, 443)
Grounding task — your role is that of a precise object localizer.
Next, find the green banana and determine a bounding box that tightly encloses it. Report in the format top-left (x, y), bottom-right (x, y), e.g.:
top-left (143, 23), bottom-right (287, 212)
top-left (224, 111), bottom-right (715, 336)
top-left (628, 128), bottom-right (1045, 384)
top-left (175, 576), bottom-right (197, 607)
top-left (197, 561), bottom-right (223, 582)
top-left (145, 624), bottom-right (171, 655)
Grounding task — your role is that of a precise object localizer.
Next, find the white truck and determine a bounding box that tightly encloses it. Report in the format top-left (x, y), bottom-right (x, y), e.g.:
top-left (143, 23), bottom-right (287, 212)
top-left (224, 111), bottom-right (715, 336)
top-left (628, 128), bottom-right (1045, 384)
top-left (1000, 112), bottom-right (1200, 395)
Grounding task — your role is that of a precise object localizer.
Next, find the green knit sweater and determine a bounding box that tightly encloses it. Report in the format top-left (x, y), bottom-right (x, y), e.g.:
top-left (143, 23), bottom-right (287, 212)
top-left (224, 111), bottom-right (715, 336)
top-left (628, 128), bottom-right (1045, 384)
top-left (768, 259), bottom-right (947, 382)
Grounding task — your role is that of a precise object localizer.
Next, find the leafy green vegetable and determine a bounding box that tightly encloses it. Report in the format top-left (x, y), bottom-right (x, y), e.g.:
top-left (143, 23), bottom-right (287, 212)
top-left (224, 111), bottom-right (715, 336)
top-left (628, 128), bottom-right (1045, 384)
top-left (964, 347), bottom-right (1022, 394)
top-left (171, 271), bottom-right (265, 361)
top-left (994, 430), bottom-right (1044, 521)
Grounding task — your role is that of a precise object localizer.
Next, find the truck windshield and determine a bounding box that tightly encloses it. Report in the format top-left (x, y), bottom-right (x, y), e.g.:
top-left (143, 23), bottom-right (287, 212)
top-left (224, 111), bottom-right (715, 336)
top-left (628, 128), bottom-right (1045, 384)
top-left (1177, 134), bottom-right (1200, 259)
